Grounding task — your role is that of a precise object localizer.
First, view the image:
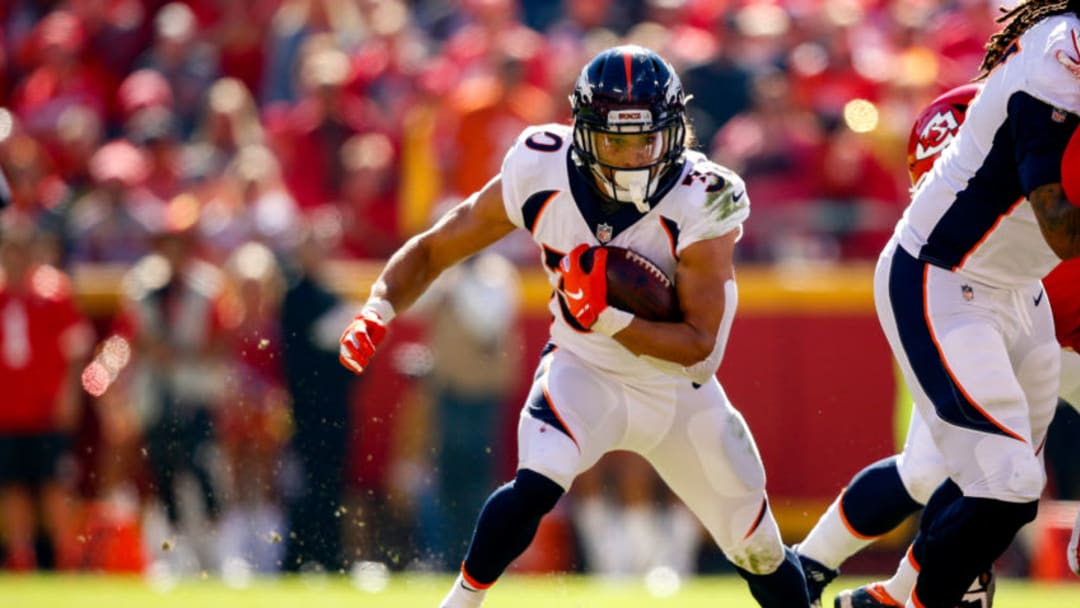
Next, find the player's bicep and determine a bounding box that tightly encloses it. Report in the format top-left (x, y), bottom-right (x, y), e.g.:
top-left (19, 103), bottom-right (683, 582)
top-left (422, 175), bottom-right (518, 270)
top-left (674, 230), bottom-right (738, 338)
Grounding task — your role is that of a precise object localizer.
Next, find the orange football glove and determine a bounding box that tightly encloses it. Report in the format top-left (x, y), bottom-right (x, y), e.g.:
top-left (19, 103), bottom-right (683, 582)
top-left (558, 244), bottom-right (608, 329)
top-left (339, 309), bottom-right (387, 374)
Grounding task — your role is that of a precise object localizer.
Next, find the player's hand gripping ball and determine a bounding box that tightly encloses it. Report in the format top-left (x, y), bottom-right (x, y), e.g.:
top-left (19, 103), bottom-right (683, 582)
top-left (339, 309), bottom-right (387, 374)
top-left (558, 244), bottom-right (609, 328)
top-left (559, 244), bottom-right (679, 328)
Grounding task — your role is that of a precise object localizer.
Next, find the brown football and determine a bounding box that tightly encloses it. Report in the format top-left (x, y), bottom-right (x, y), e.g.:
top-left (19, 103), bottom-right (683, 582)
top-left (580, 245), bottom-right (680, 322)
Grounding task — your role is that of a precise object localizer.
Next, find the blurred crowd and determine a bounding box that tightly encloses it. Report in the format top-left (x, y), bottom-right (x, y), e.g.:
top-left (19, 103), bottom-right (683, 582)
top-left (0, 0), bottom-right (1016, 581)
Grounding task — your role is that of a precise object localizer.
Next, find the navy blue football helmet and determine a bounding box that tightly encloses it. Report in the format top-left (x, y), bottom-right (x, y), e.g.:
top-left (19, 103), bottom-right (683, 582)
top-left (570, 45), bottom-right (688, 212)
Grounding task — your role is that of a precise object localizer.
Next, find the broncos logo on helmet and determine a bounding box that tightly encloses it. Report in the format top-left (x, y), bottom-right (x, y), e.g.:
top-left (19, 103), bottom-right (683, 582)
top-left (570, 45), bottom-right (689, 213)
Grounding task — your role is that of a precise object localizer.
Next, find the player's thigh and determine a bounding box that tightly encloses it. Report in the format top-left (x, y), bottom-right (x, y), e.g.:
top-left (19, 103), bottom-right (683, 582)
top-left (924, 278), bottom-right (1057, 502)
top-left (896, 410), bottom-right (948, 505)
top-left (643, 381), bottom-right (781, 568)
top-left (876, 249), bottom-right (1044, 501)
top-left (517, 348), bottom-right (627, 491)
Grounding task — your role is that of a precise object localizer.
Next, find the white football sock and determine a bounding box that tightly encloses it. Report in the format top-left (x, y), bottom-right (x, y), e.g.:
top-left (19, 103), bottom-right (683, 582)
top-left (881, 548), bottom-right (917, 604)
top-left (797, 495), bottom-right (875, 570)
top-left (439, 573), bottom-right (487, 608)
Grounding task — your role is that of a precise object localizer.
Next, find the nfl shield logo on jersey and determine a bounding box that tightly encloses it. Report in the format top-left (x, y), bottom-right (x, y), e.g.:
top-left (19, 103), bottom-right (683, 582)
top-left (596, 222), bottom-right (613, 243)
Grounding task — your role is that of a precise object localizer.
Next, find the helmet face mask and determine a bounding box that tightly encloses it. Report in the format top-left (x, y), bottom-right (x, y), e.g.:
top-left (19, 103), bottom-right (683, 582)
top-left (570, 45), bottom-right (688, 212)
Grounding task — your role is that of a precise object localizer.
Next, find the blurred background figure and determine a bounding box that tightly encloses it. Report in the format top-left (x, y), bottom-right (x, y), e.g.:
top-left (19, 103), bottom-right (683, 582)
top-left (67, 140), bottom-right (160, 265)
top-left (135, 2), bottom-right (219, 138)
top-left (215, 241), bottom-right (291, 575)
top-left (110, 194), bottom-right (227, 576)
top-left (0, 212), bottom-right (92, 571)
top-left (337, 132), bottom-right (401, 259)
top-left (422, 251), bottom-right (522, 567)
top-left (571, 454), bottom-right (703, 580)
top-left (279, 216), bottom-right (357, 573)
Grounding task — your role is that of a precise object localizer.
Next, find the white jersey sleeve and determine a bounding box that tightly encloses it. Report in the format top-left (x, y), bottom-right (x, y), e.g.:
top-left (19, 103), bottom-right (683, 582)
top-left (1025, 16), bottom-right (1080, 115)
top-left (673, 153), bottom-right (751, 254)
top-left (500, 125), bottom-right (572, 230)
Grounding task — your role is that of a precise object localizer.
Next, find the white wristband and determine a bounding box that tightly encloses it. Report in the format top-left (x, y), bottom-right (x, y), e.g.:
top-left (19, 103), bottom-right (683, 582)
top-left (592, 306), bottom-right (633, 337)
top-left (364, 297), bottom-right (396, 322)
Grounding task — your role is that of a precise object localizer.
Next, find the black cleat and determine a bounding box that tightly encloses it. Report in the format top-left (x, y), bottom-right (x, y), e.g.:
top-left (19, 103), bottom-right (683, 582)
top-left (795, 547), bottom-right (839, 608)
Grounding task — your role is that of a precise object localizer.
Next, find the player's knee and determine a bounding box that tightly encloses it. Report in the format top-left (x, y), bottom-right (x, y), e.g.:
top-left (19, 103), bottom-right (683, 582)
top-left (730, 543), bottom-right (785, 575)
top-left (968, 448), bottom-right (1044, 502)
top-left (727, 529), bottom-right (785, 575)
top-left (897, 461), bottom-right (947, 505)
top-left (510, 468), bottom-right (564, 516)
top-left (1002, 453), bottom-right (1046, 502)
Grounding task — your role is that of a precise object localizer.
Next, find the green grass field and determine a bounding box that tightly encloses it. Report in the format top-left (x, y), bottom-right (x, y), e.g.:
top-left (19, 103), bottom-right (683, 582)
top-left (4, 573), bottom-right (1080, 607)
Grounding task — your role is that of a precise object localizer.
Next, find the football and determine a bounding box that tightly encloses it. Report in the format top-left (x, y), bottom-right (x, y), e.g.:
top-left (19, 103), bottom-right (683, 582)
top-left (580, 245), bottom-right (680, 322)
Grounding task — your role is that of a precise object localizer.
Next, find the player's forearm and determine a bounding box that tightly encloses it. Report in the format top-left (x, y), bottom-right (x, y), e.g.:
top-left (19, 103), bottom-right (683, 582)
top-left (612, 319), bottom-right (717, 366)
top-left (611, 298), bottom-right (726, 367)
top-left (1031, 183), bottom-right (1080, 259)
top-left (368, 234), bottom-right (447, 316)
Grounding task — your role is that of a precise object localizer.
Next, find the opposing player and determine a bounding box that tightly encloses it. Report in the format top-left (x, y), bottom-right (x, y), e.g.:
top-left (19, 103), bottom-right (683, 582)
top-left (339, 46), bottom-right (811, 607)
top-left (797, 79), bottom-right (1080, 607)
top-left (812, 2), bottom-right (1080, 606)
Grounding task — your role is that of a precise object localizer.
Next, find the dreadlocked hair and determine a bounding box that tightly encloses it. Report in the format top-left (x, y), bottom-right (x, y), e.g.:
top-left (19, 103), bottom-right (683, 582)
top-left (978, 0), bottom-right (1080, 79)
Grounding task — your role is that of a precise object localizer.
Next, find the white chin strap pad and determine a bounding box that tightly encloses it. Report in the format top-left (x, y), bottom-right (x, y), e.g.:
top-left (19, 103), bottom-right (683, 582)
top-left (612, 169), bottom-right (652, 213)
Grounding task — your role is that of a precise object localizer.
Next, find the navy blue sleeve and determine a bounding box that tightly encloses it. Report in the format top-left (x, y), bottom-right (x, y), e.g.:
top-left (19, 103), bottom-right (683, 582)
top-left (1007, 92), bottom-right (1080, 195)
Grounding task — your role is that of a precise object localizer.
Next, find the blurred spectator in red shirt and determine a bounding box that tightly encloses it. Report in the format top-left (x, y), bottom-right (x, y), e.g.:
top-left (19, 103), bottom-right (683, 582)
top-left (66, 0), bottom-right (160, 81)
top-left (712, 68), bottom-right (826, 261)
top-left (272, 37), bottom-right (392, 212)
top-left (206, 1), bottom-right (279, 97)
top-left (0, 212), bottom-right (93, 570)
top-left (815, 123), bottom-right (905, 260)
top-left (444, 54), bottom-right (554, 198)
top-left (787, 16), bottom-right (882, 124)
top-left (338, 132), bottom-right (401, 259)
top-left (442, 0), bottom-right (551, 89)
top-left (923, 0), bottom-right (1000, 89)
top-left (11, 10), bottom-right (115, 142)
top-left (215, 240), bottom-right (290, 573)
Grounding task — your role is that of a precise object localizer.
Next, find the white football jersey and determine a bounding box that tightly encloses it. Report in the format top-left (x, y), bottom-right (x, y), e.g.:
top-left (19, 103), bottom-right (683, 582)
top-left (500, 123), bottom-right (749, 381)
top-left (897, 14), bottom-right (1080, 288)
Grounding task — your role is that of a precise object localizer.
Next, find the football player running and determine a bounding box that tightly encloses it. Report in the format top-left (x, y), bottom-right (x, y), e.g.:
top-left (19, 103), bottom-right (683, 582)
top-left (339, 46), bottom-right (811, 608)
top-left (796, 2), bottom-right (1080, 607)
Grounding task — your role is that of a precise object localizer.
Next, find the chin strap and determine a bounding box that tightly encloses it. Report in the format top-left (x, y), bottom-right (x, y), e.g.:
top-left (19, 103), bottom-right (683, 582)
top-left (611, 168), bottom-right (652, 213)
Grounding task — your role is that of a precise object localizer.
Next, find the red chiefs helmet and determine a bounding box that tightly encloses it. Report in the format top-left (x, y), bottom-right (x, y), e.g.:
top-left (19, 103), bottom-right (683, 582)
top-left (907, 84), bottom-right (981, 186)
